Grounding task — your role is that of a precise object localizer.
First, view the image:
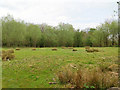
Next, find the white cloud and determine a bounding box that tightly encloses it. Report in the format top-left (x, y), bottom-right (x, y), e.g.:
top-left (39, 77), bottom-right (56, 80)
top-left (0, 0), bottom-right (118, 29)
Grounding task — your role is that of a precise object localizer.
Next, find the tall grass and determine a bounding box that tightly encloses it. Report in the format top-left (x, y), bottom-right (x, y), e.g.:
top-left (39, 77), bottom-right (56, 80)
top-left (57, 65), bottom-right (119, 88)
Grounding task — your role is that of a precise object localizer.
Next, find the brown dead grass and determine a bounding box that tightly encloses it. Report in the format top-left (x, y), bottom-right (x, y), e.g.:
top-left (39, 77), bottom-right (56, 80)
top-left (68, 47), bottom-right (73, 49)
top-left (2, 49), bottom-right (15, 61)
top-left (86, 49), bottom-right (94, 52)
top-left (61, 47), bottom-right (66, 49)
top-left (85, 46), bottom-right (90, 50)
top-left (73, 49), bottom-right (77, 51)
top-left (16, 48), bottom-right (20, 50)
top-left (57, 65), bottom-right (119, 88)
top-left (32, 48), bottom-right (36, 51)
top-left (52, 48), bottom-right (57, 51)
top-left (86, 48), bottom-right (99, 53)
top-left (108, 64), bottom-right (118, 72)
top-left (7, 49), bottom-right (14, 53)
top-left (2, 50), bottom-right (6, 53)
top-left (92, 48), bottom-right (99, 52)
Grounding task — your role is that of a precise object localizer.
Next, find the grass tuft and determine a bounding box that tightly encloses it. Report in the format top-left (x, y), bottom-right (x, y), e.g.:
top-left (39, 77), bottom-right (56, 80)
top-left (32, 48), bottom-right (36, 51)
top-left (52, 48), bottom-right (57, 51)
top-left (57, 65), bottom-right (119, 88)
top-left (73, 49), bottom-right (77, 51)
top-left (2, 49), bottom-right (15, 61)
top-left (16, 48), bottom-right (20, 50)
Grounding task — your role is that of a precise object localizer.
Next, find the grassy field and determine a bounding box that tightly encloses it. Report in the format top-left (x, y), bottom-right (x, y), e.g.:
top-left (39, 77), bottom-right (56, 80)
top-left (2, 47), bottom-right (118, 88)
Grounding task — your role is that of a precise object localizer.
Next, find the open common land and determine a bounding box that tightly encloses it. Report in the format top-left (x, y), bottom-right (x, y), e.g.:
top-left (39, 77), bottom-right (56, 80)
top-left (2, 47), bottom-right (118, 88)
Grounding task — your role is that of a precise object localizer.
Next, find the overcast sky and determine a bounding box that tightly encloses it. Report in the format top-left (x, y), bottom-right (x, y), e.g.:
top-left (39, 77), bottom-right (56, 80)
top-left (0, 0), bottom-right (118, 29)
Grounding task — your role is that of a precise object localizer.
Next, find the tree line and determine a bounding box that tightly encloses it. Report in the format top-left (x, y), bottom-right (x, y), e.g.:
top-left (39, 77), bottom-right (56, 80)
top-left (1, 15), bottom-right (118, 47)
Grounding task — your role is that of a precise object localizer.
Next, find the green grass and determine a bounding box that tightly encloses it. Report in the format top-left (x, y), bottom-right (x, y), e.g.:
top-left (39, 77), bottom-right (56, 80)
top-left (2, 47), bottom-right (118, 88)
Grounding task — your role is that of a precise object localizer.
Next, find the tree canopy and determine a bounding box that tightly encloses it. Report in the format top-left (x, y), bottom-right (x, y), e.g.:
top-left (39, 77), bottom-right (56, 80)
top-left (1, 15), bottom-right (118, 47)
